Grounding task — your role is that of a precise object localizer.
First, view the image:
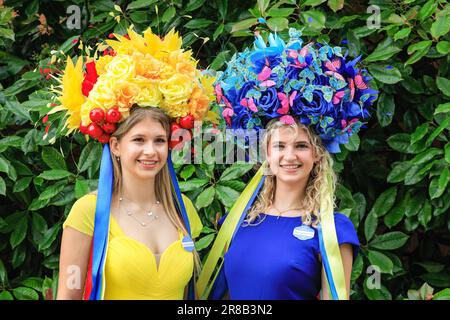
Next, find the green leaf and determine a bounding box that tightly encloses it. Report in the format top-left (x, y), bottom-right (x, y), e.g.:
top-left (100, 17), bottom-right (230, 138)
top-left (0, 157), bottom-right (17, 182)
top-left (426, 117), bottom-right (450, 146)
top-left (219, 162), bottom-right (254, 181)
top-left (0, 136), bottom-right (23, 152)
top-left (78, 142), bottom-right (102, 173)
top-left (38, 170), bottom-right (73, 180)
top-left (418, 0), bottom-right (437, 21)
top-left (178, 179), bottom-right (209, 192)
top-left (38, 224), bottom-right (61, 252)
top-left (257, 0), bottom-right (270, 15)
top-left (180, 165), bottom-right (195, 180)
top-left (12, 287), bottom-right (39, 300)
top-left (421, 273), bottom-right (450, 288)
top-left (0, 291), bottom-right (13, 300)
top-left (184, 0), bottom-right (206, 12)
top-left (393, 27), bottom-right (411, 41)
top-left (28, 198), bottom-right (50, 211)
top-left (405, 192), bottom-right (425, 217)
top-left (351, 254), bottom-right (363, 281)
top-left (21, 277), bottom-right (44, 292)
top-left (445, 143), bottom-right (450, 163)
top-left (327, 0), bottom-right (344, 12)
top-left (436, 77), bottom-right (450, 96)
top-left (184, 19), bottom-right (213, 29)
top-left (10, 216), bottom-right (28, 249)
top-left (415, 261), bottom-right (445, 273)
top-left (13, 176), bottom-right (32, 193)
top-left (126, 0), bottom-right (158, 10)
top-left (369, 232), bottom-right (409, 250)
top-left (213, 23), bottom-right (224, 41)
top-left (21, 129), bottom-right (37, 154)
top-left (430, 167), bottom-right (449, 199)
top-left (75, 179), bottom-right (89, 199)
top-left (364, 280), bottom-right (392, 300)
top-left (387, 133), bottom-right (410, 153)
top-left (0, 259), bottom-right (7, 285)
top-left (5, 99), bottom-right (31, 121)
top-left (384, 202), bottom-right (405, 229)
top-left (38, 182), bottom-right (66, 201)
top-left (405, 41), bottom-right (432, 65)
top-left (435, 102), bottom-right (450, 115)
top-left (387, 161), bottom-right (411, 183)
top-left (370, 187), bottom-right (397, 218)
top-left (377, 93), bottom-right (395, 127)
top-left (303, 0), bottom-right (327, 6)
top-left (0, 177), bottom-right (5, 196)
top-left (267, 17), bottom-right (289, 31)
top-left (368, 250), bottom-right (393, 274)
top-left (218, 180), bottom-right (246, 192)
top-left (301, 10), bottom-right (326, 31)
top-left (161, 6), bottom-right (175, 22)
top-left (31, 213), bottom-right (47, 247)
top-left (195, 186), bottom-right (215, 209)
top-left (344, 133), bottom-right (360, 151)
top-left (364, 210), bottom-right (378, 242)
top-left (368, 65), bottom-right (402, 84)
top-left (209, 50), bottom-right (230, 70)
top-left (215, 185), bottom-right (240, 208)
top-left (267, 8), bottom-right (295, 17)
top-left (365, 43), bottom-right (401, 63)
top-left (430, 14), bottom-right (450, 39)
top-left (411, 148), bottom-right (443, 165)
top-left (436, 41), bottom-right (450, 55)
top-left (194, 233), bottom-right (215, 251)
top-left (411, 123), bottom-right (429, 145)
top-left (231, 18), bottom-right (258, 33)
top-left (433, 288), bottom-right (450, 300)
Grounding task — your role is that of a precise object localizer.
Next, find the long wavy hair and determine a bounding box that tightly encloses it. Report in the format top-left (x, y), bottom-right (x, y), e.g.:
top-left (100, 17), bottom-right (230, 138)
top-left (246, 118), bottom-right (336, 226)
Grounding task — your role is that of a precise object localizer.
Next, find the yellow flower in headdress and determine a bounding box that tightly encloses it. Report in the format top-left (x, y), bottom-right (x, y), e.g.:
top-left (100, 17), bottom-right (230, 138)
top-left (159, 73), bottom-right (194, 106)
top-left (55, 56), bottom-right (85, 133)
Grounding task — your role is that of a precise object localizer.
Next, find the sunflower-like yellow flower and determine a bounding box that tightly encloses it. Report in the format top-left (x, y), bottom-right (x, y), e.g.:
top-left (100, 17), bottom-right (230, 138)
top-left (57, 57), bottom-right (85, 133)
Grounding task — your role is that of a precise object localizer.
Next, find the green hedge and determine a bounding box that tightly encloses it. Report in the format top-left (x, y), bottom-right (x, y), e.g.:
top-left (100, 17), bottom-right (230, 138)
top-left (0, 0), bottom-right (449, 300)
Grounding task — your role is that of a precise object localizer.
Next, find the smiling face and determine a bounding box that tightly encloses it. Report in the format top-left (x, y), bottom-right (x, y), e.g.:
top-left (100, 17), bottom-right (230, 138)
top-left (267, 125), bottom-right (319, 186)
top-left (111, 116), bottom-right (169, 181)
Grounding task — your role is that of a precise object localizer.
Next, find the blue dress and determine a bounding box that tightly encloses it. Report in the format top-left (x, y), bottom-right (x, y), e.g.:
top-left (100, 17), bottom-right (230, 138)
top-left (210, 213), bottom-right (359, 300)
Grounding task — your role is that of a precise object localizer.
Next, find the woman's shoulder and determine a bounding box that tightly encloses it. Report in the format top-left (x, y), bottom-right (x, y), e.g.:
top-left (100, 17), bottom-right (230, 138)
top-left (62, 193), bottom-right (98, 236)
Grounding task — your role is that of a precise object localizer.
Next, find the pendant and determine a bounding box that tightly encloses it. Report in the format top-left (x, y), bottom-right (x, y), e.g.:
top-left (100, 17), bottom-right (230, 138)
top-left (293, 225), bottom-right (315, 241)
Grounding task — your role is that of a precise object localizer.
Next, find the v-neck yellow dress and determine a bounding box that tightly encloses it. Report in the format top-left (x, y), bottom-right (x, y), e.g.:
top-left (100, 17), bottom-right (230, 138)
top-left (62, 193), bottom-right (202, 300)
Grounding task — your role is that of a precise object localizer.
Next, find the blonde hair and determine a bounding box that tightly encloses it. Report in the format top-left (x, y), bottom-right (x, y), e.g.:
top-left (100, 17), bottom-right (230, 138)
top-left (94, 106), bottom-right (200, 280)
top-left (247, 118), bottom-right (336, 226)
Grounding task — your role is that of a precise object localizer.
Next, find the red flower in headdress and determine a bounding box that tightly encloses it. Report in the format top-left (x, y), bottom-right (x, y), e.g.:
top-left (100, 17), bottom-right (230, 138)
top-left (82, 61), bottom-right (99, 97)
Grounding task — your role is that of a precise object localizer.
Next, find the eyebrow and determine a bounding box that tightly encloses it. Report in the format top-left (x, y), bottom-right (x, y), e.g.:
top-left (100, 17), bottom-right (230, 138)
top-left (272, 140), bottom-right (310, 144)
top-left (130, 134), bottom-right (167, 139)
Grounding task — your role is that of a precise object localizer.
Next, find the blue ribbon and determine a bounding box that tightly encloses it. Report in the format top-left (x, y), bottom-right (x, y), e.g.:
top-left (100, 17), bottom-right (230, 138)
top-left (318, 224), bottom-right (339, 300)
top-left (90, 143), bottom-right (113, 300)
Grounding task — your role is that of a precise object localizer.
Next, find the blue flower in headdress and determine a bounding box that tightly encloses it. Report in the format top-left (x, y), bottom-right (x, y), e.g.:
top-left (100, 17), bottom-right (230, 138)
top-left (215, 28), bottom-right (378, 154)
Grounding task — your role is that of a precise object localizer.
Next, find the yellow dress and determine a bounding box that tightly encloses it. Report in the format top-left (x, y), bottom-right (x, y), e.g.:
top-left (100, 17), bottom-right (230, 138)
top-left (62, 193), bottom-right (202, 300)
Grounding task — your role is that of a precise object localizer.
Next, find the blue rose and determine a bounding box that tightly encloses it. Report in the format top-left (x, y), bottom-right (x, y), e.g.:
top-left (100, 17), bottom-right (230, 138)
top-left (257, 87), bottom-right (280, 119)
top-left (237, 81), bottom-right (256, 104)
top-left (299, 90), bottom-right (333, 118)
top-left (231, 109), bottom-right (252, 130)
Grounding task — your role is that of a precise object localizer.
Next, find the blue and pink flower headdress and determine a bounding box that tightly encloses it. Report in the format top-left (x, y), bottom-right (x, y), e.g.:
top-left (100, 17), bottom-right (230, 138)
top-left (197, 28), bottom-right (378, 300)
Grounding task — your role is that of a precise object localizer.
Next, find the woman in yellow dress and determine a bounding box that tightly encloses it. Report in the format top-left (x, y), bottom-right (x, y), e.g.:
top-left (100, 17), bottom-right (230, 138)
top-left (52, 27), bottom-right (215, 299)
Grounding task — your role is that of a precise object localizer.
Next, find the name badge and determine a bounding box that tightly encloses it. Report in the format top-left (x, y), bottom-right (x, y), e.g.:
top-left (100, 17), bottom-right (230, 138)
top-left (182, 235), bottom-right (195, 252)
top-left (293, 225), bottom-right (315, 241)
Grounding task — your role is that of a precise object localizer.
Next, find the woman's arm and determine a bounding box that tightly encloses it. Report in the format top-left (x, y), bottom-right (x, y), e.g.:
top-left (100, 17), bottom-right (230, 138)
top-left (320, 243), bottom-right (354, 300)
top-left (56, 227), bottom-right (92, 300)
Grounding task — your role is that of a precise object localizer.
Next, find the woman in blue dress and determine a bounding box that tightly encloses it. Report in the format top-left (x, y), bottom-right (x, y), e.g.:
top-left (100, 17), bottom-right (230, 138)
top-left (197, 28), bottom-right (378, 300)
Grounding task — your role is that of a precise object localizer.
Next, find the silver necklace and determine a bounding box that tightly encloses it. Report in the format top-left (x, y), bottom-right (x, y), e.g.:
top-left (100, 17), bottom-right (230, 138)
top-left (119, 196), bottom-right (160, 227)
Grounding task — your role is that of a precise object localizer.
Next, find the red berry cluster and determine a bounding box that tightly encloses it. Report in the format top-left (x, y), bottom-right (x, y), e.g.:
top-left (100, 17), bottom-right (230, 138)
top-left (169, 114), bottom-right (195, 150)
top-left (79, 107), bottom-right (122, 143)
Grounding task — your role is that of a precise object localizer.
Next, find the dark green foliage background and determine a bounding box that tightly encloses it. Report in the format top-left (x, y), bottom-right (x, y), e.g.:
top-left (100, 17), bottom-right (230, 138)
top-left (0, 0), bottom-right (449, 300)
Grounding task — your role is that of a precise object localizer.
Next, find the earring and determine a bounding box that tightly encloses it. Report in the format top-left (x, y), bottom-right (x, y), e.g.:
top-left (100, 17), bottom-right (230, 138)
top-left (116, 156), bottom-right (120, 162)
